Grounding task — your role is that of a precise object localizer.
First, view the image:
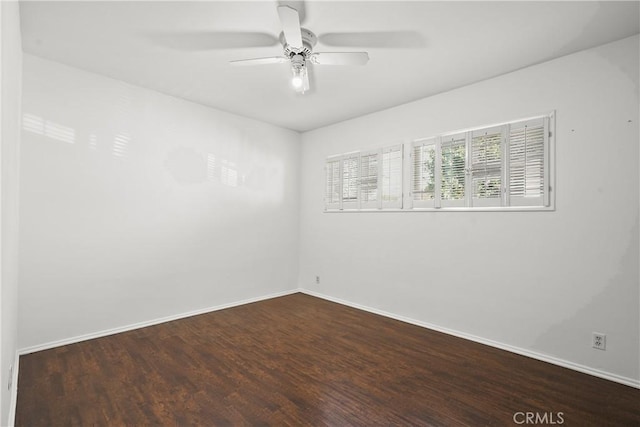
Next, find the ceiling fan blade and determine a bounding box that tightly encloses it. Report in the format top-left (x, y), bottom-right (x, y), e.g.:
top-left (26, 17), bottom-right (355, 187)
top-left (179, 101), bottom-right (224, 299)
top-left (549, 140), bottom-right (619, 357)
top-left (310, 52), bottom-right (369, 66)
top-left (318, 31), bottom-right (426, 48)
top-left (229, 56), bottom-right (288, 66)
top-left (277, 5), bottom-right (303, 48)
top-left (145, 31), bottom-right (279, 51)
top-left (277, 1), bottom-right (306, 25)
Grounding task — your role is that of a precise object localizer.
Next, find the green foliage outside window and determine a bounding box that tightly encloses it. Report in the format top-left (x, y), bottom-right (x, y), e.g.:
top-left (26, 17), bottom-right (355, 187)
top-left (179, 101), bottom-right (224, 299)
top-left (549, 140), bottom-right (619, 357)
top-left (441, 143), bottom-right (466, 200)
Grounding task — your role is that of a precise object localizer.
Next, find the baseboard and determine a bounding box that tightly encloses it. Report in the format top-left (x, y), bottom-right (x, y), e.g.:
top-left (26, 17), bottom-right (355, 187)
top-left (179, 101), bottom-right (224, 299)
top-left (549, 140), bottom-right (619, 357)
top-left (18, 288), bottom-right (299, 355)
top-left (8, 350), bottom-right (19, 427)
top-left (300, 289), bottom-right (640, 389)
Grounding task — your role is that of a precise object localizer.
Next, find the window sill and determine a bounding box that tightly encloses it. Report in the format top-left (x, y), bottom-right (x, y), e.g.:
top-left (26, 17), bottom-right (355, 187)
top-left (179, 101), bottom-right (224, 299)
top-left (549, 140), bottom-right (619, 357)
top-left (325, 206), bottom-right (555, 213)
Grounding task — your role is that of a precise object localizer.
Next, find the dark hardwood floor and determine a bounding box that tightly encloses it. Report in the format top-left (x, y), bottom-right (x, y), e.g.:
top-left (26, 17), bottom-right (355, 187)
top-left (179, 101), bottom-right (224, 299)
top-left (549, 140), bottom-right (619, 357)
top-left (16, 293), bottom-right (640, 426)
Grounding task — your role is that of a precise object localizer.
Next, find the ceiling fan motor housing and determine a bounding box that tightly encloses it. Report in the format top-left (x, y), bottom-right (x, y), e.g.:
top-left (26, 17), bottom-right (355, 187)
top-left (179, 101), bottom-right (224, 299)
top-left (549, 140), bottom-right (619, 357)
top-left (280, 28), bottom-right (317, 58)
top-left (291, 53), bottom-right (305, 70)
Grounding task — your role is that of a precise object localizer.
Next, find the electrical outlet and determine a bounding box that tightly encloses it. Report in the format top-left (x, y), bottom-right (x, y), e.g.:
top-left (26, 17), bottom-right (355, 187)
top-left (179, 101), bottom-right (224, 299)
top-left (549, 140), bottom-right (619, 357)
top-left (8, 364), bottom-right (13, 390)
top-left (592, 332), bottom-right (606, 350)
top-left (316, 276), bottom-right (320, 284)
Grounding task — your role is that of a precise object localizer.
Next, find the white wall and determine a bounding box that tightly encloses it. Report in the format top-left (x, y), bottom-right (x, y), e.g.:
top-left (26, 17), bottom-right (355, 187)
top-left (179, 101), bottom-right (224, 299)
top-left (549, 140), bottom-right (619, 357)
top-left (0, 1), bottom-right (22, 424)
top-left (299, 35), bottom-right (640, 384)
top-left (18, 54), bottom-right (300, 350)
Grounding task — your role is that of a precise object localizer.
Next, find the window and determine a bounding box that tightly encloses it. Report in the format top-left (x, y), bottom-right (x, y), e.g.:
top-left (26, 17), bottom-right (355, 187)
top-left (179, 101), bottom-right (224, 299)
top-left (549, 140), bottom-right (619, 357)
top-left (324, 156), bottom-right (341, 210)
top-left (470, 126), bottom-right (503, 207)
top-left (408, 114), bottom-right (552, 210)
top-left (507, 117), bottom-right (548, 207)
top-left (359, 150), bottom-right (379, 209)
top-left (381, 145), bottom-right (403, 208)
top-left (325, 112), bottom-right (554, 212)
top-left (324, 144), bottom-right (402, 211)
top-left (341, 153), bottom-right (359, 209)
top-left (440, 133), bottom-right (467, 208)
top-left (412, 138), bottom-right (436, 209)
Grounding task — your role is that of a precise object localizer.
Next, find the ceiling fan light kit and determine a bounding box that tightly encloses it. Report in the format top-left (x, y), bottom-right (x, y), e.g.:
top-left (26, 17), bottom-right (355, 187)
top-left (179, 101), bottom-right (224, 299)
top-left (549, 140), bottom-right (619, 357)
top-left (284, 28), bottom-right (315, 93)
top-left (290, 53), bottom-right (308, 91)
top-left (230, 5), bottom-right (369, 94)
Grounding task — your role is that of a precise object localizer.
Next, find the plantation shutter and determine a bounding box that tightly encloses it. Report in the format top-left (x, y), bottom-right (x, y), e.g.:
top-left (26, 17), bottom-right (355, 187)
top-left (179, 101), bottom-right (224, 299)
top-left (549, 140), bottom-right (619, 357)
top-left (359, 150), bottom-right (379, 209)
top-left (440, 133), bottom-right (467, 207)
top-left (324, 111), bottom-right (552, 213)
top-left (411, 138), bottom-right (437, 208)
top-left (381, 145), bottom-right (403, 208)
top-left (508, 117), bottom-right (548, 207)
top-left (341, 153), bottom-right (360, 209)
top-left (325, 156), bottom-right (341, 210)
top-left (470, 126), bottom-right (504, 207)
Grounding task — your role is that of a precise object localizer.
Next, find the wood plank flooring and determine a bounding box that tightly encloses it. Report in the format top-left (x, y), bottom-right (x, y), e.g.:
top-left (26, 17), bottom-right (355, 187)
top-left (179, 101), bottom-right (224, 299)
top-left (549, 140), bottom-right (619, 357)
top-left (16, 293), bottom-right (640, 426)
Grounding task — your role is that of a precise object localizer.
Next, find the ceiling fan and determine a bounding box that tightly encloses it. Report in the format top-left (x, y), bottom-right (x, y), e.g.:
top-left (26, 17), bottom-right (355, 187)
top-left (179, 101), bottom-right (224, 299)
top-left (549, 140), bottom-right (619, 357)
top-left (230, 5), bottom-right (369, 94)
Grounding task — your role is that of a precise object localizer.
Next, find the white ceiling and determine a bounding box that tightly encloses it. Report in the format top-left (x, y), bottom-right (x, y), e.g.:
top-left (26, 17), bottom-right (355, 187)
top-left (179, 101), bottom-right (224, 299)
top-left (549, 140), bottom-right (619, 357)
top-left (20, 1), bottom-right (640, 132)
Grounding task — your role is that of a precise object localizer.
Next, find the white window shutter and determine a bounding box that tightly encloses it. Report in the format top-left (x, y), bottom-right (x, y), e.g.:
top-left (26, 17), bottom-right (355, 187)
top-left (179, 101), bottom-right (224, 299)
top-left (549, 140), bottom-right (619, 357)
top-left (411, 138), bottom-right (437, 209)
top-left (341, 153), bottom-right (360, 209)
top-left (381, 145), bottom-right (403, 208)
top-left (324, 156), bottom-right (341, 210)
top-left (359, 150), bottom-right (379, 209)
top-left (440, 133), bottom-right (467, 208)
top-left (508, 117), bottom-right (547, 207)
top-left (470, 126), bottom-right (504, 207)
top-left (324, 112), bottom-right (552, 213)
